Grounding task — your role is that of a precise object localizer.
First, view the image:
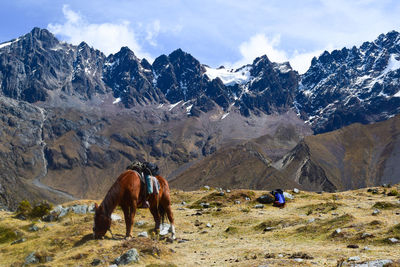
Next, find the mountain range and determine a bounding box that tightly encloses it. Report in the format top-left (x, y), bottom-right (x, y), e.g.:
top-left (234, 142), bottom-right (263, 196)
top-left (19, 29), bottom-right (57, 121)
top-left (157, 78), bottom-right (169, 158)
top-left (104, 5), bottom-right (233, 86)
top-left (0, 27), bottom-right (399, 209)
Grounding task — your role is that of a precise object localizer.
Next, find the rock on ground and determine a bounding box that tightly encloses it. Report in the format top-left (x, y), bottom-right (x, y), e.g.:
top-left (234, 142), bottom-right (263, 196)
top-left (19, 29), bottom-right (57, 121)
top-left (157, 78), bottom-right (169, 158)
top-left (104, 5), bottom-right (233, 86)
top-left (113, 248), bottom-right (139, 265)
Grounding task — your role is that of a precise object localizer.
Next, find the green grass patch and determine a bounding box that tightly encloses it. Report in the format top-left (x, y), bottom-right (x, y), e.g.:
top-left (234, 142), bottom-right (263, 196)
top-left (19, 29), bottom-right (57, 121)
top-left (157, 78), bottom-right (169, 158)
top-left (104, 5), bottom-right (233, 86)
top-left (254, 220), bottom-right (283, 231)
top-left (224, 226), bottom-right (239, 234)
top-left (372, 201), bottom-right (400, 210)
top-left (299, 201), bottom-right (340, 214)
top-left (0, 226), bottom-right (18, 244)
top-left (296, 214), bottom-right (354, 239)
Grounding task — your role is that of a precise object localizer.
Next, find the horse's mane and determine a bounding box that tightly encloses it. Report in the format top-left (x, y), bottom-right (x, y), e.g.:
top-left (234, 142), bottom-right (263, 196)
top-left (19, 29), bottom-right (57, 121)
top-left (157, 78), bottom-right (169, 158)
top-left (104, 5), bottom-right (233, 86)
top-left (100, 175), bottom-right (123, 217)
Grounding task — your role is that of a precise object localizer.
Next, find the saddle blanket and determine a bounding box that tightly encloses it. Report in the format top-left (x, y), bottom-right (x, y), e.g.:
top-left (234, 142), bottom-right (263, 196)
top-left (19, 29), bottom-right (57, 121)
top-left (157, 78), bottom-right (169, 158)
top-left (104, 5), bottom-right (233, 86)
top-left (133, 170), bottom-right (160, 194)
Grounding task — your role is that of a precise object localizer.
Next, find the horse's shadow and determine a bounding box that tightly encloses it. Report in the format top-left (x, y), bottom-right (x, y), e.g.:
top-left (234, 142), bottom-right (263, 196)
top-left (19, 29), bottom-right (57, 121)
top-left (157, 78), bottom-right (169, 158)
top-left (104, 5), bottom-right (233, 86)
top-left (73, 234), bottom-right (93, 247)
top-left (73, 233), bottom-right (127, 247)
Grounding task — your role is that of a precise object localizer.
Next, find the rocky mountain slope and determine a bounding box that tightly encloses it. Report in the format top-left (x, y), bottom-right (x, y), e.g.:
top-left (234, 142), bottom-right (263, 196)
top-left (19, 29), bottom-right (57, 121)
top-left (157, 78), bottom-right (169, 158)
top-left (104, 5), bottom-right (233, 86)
top-left (1, 27), bottom-right (400, 209)
top-left (296, 31), bottom-right (400, 133)
top-left (276, 114), bottom-right (400, 191)
top-left (173, 114), bottom-right (400, 192)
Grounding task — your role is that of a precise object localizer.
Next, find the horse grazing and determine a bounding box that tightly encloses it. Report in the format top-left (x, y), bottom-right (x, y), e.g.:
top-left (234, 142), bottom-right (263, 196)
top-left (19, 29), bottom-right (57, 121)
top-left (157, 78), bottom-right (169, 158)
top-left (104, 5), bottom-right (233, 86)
top-left (93, 170), bottom-right (175, 240)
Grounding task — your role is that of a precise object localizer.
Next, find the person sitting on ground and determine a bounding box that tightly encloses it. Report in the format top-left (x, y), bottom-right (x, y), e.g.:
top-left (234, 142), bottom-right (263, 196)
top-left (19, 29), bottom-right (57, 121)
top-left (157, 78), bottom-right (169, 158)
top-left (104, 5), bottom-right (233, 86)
top-left (271, 189), bottom-right (285, 208)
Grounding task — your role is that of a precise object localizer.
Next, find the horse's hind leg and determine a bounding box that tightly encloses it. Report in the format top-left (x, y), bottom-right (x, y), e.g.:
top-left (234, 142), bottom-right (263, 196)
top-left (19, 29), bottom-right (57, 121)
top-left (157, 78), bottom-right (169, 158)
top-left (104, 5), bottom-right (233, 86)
top-left (165, 203), bottom-right (176, 239)
top-left (149, 196), bottom-right (161, 234)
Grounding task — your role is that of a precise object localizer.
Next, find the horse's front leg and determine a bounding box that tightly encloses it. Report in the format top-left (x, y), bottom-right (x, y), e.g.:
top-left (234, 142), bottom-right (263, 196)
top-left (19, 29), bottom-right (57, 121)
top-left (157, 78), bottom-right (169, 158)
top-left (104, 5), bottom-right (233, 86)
top-left (122, 202), bottom-right (136, 239)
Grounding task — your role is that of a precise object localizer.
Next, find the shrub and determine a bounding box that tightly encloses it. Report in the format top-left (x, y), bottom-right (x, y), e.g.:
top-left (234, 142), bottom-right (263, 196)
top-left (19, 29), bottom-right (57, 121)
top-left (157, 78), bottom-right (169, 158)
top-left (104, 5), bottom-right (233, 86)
top-left (31, 201), bottom-right (53, 218)
top-left (387, 189), bottom-right (398, 196)
top-left (16, 200), bottom-right (32, 217)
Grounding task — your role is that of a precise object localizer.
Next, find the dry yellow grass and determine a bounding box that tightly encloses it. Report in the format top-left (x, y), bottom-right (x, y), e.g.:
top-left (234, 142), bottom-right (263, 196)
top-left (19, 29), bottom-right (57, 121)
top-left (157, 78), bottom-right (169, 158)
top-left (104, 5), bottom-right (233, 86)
top-left (1, 187), bottom-right (400, 266)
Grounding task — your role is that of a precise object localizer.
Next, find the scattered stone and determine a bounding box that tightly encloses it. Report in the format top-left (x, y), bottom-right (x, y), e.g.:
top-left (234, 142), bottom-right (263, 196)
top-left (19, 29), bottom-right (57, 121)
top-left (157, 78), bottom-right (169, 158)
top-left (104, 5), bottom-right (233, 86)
top-left (178, 238), bottom-right (189, 243)
top-left (11, 238), bottom-right (26, 245)
top-left (181, 201), bottom-right (186, 205)
top-left (352, 259), bottom-right (392, 267)
top-left (294, 258), bottom-right (303, 262)
top-left (200, 203), bottom-right (210, 208)
top-left (29, 225), bottom-right (39, 232)
top-left (135, 220), bottom-right (146, 227)
top-left (332, 213), bottom-right (339, 216)
top-left (289, 252), bottom-right (314, 259)
top-left (216, 208), bottom-right (222, 212)
top-left (347, 244), bottom-right (359, 249)
top-left (363, 246), bottom-right (370, 251)
top-left (111, 214), bottom-right (122, 221)
top-left (254, 204), bottom-right (264, 209)
top-left (348, 256), bottom-right (361, 261)
top-left (138, 231), bottom-right (148, 238)
top-left (256, 194), bottom-right (274, 204)
top-left (361, 233), bottom-right (373, 239)
top-left (16, 214), bottom-right (27, 220)
top-left (70, 204), bottom-right (88, 214)
top-left (264, 253), bottom-right (275, 259)
top-left (372, 209), bottom-right (381, 215)
top-left (308, 218), bottom-right (315, 223)
top-left (91, 258), bottom-right (102, 266)
top-left (234, 200), bottom-right (241, 204)
top-left (42, 214), bottom-right (57, 222)
top-left (25, 252), bottom-right (39, 265)
top-left (283, 192), bottom-right (294, 200)
top-left (226, 189), bottom-right (231, 193)
top-left (194, 220), bottom-right (202, 227)
top-left (113, 248), bottom-right (139, 265)
top-left (293, 188), bottom-right (300, 194)
top-left (367, 188), bottom-right (379, 194)
top-left (203, 186), bottom-right (210, 190)
top-left (263, 227), bottom-right (275, 232)
top-left (218, 192), bottom-right (225, 196)
top-left (206, 223), bottom-right (212, 228)
top-left (388, 237), bottom-right (399, 243)
top-left (194, 211), bottom-right (203, 216)
top-left (245, 197), bottom-right (250, 201)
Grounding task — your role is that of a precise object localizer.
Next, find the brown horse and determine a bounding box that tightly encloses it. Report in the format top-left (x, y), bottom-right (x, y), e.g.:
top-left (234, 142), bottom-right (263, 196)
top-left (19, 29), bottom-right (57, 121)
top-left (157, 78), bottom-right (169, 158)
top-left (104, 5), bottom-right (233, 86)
top-left (93, 170), bottom-right (175, 240)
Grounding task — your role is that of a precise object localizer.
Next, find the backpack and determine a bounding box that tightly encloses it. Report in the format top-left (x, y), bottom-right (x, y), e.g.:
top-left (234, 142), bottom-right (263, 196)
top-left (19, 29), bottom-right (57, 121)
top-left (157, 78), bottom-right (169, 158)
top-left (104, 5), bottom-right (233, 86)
top-left (126, 161), bottom-right (160, 176)
top-left (272, 189), bottom-right (285, 204)
top-left (143, 161), bottom-right (160, 176)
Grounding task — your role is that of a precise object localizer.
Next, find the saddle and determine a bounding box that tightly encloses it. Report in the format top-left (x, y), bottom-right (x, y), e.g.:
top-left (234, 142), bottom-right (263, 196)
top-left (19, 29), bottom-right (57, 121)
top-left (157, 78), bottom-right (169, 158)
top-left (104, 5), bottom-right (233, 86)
top-left (127, 161), bottom-right (160, 208)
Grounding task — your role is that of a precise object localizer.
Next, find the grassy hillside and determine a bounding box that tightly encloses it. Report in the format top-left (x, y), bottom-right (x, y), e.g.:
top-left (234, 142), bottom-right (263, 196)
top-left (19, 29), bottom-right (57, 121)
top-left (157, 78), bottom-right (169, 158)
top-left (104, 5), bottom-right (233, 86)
top-left (1, 186), bottom-right (400, 266)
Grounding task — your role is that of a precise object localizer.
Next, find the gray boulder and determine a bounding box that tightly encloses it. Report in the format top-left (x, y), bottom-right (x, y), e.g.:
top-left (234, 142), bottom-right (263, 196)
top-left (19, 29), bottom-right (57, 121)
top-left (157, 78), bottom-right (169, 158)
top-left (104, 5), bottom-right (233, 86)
top-left (113, 248), bottom-right (139, 265)
top-left (352, 260), bottom-right (393, 267)
top-left (256, 194), bottom-right (274, 204)
top-left (25, 252), bottom-right (39, 265)
top-left (70, 204), bottom-right (88, 214)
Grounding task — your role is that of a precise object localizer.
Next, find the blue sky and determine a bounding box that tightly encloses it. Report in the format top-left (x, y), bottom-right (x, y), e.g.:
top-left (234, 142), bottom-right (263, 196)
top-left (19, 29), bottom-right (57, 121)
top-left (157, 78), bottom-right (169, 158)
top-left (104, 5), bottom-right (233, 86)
top-left (1, 0), bottom-right (400, 73)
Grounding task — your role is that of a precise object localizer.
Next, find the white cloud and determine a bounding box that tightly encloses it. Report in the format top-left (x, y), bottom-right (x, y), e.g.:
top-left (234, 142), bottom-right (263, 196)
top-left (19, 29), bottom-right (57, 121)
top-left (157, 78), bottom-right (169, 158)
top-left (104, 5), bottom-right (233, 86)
top-left (231, 33), bottom-right (332, 74)
top-left (48, 5), bottom-right (152, 60)
top-left (146, 20), bottom-right (161, 47)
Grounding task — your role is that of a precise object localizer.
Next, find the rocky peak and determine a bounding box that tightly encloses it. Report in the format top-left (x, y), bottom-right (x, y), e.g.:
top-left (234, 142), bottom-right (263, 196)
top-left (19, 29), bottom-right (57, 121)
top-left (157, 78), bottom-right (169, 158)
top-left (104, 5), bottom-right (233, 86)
top-left (297, 30), bottom-right (400, 133)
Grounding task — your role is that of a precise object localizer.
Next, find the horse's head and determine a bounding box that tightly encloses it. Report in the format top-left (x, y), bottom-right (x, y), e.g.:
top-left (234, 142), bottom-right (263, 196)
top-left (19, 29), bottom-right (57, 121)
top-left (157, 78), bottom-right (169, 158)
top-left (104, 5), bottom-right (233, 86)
top-left (93, 203), bottom-right (111, 239)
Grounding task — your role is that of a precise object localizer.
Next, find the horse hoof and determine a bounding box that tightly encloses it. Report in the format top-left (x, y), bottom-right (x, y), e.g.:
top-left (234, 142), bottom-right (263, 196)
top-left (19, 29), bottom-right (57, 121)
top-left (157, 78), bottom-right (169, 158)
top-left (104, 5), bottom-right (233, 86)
top-left (124, 236), bottom-right (132, 241)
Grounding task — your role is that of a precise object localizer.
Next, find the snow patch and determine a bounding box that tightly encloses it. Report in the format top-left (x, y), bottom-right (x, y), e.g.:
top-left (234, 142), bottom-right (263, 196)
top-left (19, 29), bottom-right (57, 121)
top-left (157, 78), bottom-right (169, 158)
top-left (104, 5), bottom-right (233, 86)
top-left (383, 54), bottom-right (400, 75)
top-left (168, 100), bottom-right (182, 111)
top-left (186, 104), bottom-right (193, 114)
top-left (0, 38), bottom-right (19, 49)
top-left (204, 66), bottom-right (252, 86)
top-left (221, 113), bottom-right (229, 120)
top-left (113, 97), bottom-right (121, 104)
